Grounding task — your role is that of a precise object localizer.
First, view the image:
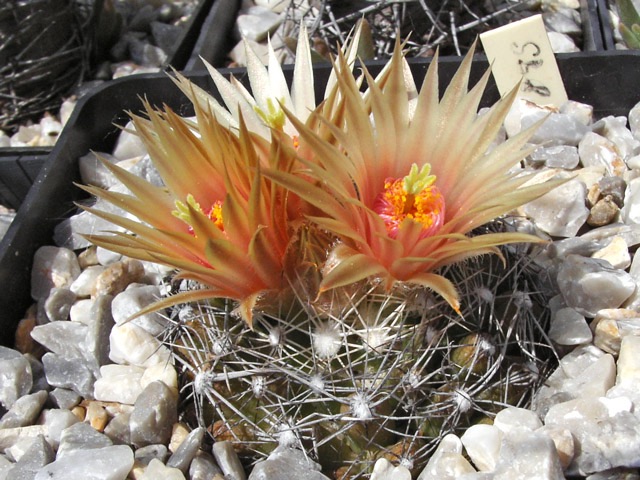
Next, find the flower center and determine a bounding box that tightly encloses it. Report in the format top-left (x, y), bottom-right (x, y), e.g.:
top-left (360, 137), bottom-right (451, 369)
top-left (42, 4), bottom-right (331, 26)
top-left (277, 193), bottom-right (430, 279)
top-left (373, 163), bottom-right (445, 239)
top-left (206, 200), bottom-right (224, 230)
top-left (173, 194), bottom-right (224, 234)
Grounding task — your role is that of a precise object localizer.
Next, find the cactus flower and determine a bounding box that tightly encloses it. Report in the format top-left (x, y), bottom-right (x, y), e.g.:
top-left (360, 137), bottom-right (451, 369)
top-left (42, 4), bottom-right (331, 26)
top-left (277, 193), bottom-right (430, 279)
top-left (267, 42), bottom-right (565, 312)
top-left (80, 100), bottom-right (296, 326)
top-left (170, 24), bottom-right (363, 142)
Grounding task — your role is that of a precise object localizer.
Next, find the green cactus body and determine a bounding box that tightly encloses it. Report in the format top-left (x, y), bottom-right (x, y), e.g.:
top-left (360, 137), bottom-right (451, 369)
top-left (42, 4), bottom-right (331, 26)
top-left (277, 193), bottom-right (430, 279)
top-left (617, 0), bottom-right (640, 48)
top-left (170, 224), bottom-right (556, 479)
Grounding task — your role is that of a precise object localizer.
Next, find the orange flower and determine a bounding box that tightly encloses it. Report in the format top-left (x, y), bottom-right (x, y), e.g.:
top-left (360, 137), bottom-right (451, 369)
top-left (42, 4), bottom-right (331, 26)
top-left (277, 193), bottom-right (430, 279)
top-left (80, 98), bottom-right (296, 326)
top-left (267, 42), bottom-right (565, 312)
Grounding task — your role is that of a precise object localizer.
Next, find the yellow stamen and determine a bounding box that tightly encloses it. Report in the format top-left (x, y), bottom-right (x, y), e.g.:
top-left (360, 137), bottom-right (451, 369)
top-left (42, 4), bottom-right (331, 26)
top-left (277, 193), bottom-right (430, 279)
top-left (374, 163), bottom-right (445, 239)
top-left (254, 97), bottom-right (286, 130)
top-left (208, 201), bottom-right (224, 230)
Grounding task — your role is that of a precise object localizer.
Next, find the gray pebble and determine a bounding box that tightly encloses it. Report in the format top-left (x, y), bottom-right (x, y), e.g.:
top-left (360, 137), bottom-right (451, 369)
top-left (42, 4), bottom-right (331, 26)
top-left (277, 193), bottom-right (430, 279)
top-left (49, 388), bottom-right (81, 410)
top-left (248, 446), bottom-right (329, 480)
top-left (212, 441), bottom-right (247, 480)
top-left (30, 246), bottom-right (81, 301)
top-left (43, 288), bottom-right (76, 322)
top-left (42, 353), bottom-right (95, 399)
top-left (104, 412), bottom-right (131, 446)
top-left (30, 320), bottom-right (88, 361)
top-left (33, 445), bottom-right (134, 480)
top-left (557, 255), bottom-right (636, 317)
top-left (129, 381), bottom-right (178, 447)
top-left (135, 444), bottom-right (169, 465)
top-left (7, 435), bottom-right (54, 480)
top-left (40, 409), bottom-right (80, 450)
top-left (0, 347), bottom-right (32, 409)
top-left (84, 295), bottom-right (115, 376)
top-left (57, 422), bottom-right (113, 458)
top-left (167, 427), bottom-right (205, 473)
top-left (25, 354), bottom-right (49, 394)
top-left (189, 450), bottom-right (223, 480)
top-left (0, 391), bottom-right (48, 429)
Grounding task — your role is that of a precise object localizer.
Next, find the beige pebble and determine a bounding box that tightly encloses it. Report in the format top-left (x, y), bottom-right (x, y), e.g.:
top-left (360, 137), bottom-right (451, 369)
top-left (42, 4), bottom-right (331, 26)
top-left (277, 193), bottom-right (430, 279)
top-left (587, 195), bottom-right (620, 227)
top-left (86, 402), bottom-right (109, 431)
top-left (169, 422), bottom-right (190, 453)
top-left (78, 246), bottom-right (100, 269)
top-left (537, 425), bottom-right (574, 470)
top-left (92, 259), bottom-right (145, 297)
top-left (591, 236), bottom-right (630, 269)
top-left (71, 406), bottom-right (86, 421)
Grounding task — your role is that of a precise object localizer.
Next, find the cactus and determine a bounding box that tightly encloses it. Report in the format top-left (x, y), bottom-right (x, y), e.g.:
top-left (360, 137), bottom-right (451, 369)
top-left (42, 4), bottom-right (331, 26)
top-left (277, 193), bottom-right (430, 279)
top-left (617, 0), bottom-right (640, 49)
top-left (168, 223), bottom-right (555, 478)
top-left (82, 24), bottom-right (564, 479)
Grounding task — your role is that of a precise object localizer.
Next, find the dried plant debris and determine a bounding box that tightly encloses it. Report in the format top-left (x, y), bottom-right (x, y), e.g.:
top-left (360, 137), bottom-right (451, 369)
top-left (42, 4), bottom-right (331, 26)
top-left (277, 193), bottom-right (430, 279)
top-left (278, 0), bottom-right (551, 60)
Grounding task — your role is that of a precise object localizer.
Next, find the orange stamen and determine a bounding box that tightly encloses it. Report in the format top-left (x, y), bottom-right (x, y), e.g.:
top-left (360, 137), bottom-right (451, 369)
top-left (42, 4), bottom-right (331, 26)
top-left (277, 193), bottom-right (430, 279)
top-left (373, 165), bottom-right (445, 239)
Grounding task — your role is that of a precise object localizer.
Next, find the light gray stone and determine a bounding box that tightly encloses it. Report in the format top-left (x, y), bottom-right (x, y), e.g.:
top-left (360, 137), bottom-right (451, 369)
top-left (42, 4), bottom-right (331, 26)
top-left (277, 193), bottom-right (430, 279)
top-left (0, 347), bottom-right (32, 409)
top-left (0, 426), bottom-right (47, 453)
top-left (530, 145), bottom-right (579, 169)
top-left (579, 132), bottom-right (626, 176)
top-left (417, 434), bottom-right (476, 479)
top-left (41, 352), bottom-right (95, 398)
top-left (560, 100), bottom-right (593, 127)
top-left (189, 450), bottom-right (222, 479)
top-left (523, 179), bottom-right (589, 237)
top-left (370, 458), bottom-right (411, 480)
top-left (6, 435), bottom-right (54, 480)
top-left (43, 288), bottom-right (76, 322)
top-left (138, 458), bottom-right (185, 480)
top-left (543, 7), bottom-right (582, 36)
top-left (39, 409), bottom-right (79, 450)
top-left (70, 266), bottom-right (106, 297)
top-left (556, 255), bottom-right (636, 317)
top-left (533, 346), bottom-right (616, 416)
top-left (545, 397), bottom-right (640, 475)
top-left (493, 407), bottom-right (543, 434)
top-left (615, 335), bottom-right (640, 390)
top-left (82, 295), bottom-right (115, 378)
top-left (548, 307), bottom-right (593, 346)
top-left (78, 152), bottom-right (120, 189)
top-left (0, 391), bottom-right (48, 429)
top-left (134, 444), bottom-right (169, 465)
top-left (57, 422), bottom-right (113, 458)
top-left (460, 424), bottom-right (502, 472)
top-left (111, 285), bottom-right (168, 336)
top-left (94, 364), bottom-right (144, 405)
top-left (103, 412), bottom-right (131, 446)
top-left (49, 388), bottom-right (81, 410)
top-left (212, 441), bottom-right (247, 480)
top-left (112, 121), bottom-right (147, 161)
top-left (30, 246), bottom-right (81, 300)
top-left (166, 427), bottom-right (205, 473)
top-left (129, 381), bottom-right (178, 447)
top-left (109, 323), bottom-right (171, 368)
top-left (492, 430), bottom-right (564, 480)
top-left (30, 320), bottom-right (87, 360)
top-left (591, 310), bottom-right (640, 355)
top-left (548, 31), bottom-right (579, 53)
top-left (248, 446), bottom-right (328, 480)
top-left (34, 445), bottom-right (134, 480)
top-left (593, 115), bottom-right (640, 161)
top-left (236, 6), bottom-right (282, 42)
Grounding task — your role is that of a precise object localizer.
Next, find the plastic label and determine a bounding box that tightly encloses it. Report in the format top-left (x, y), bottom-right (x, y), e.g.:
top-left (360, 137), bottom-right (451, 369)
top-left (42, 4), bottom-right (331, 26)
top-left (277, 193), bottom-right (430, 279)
top-left (480, 14), bottom-right (568, 107)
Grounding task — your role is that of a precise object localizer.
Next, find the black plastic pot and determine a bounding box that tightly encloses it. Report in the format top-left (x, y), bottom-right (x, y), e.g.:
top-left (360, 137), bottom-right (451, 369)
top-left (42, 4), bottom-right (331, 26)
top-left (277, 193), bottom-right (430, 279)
top-left (1, 51), bottom-right (639, 347)
top-left (0, 0), bottom-right (240, 214)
